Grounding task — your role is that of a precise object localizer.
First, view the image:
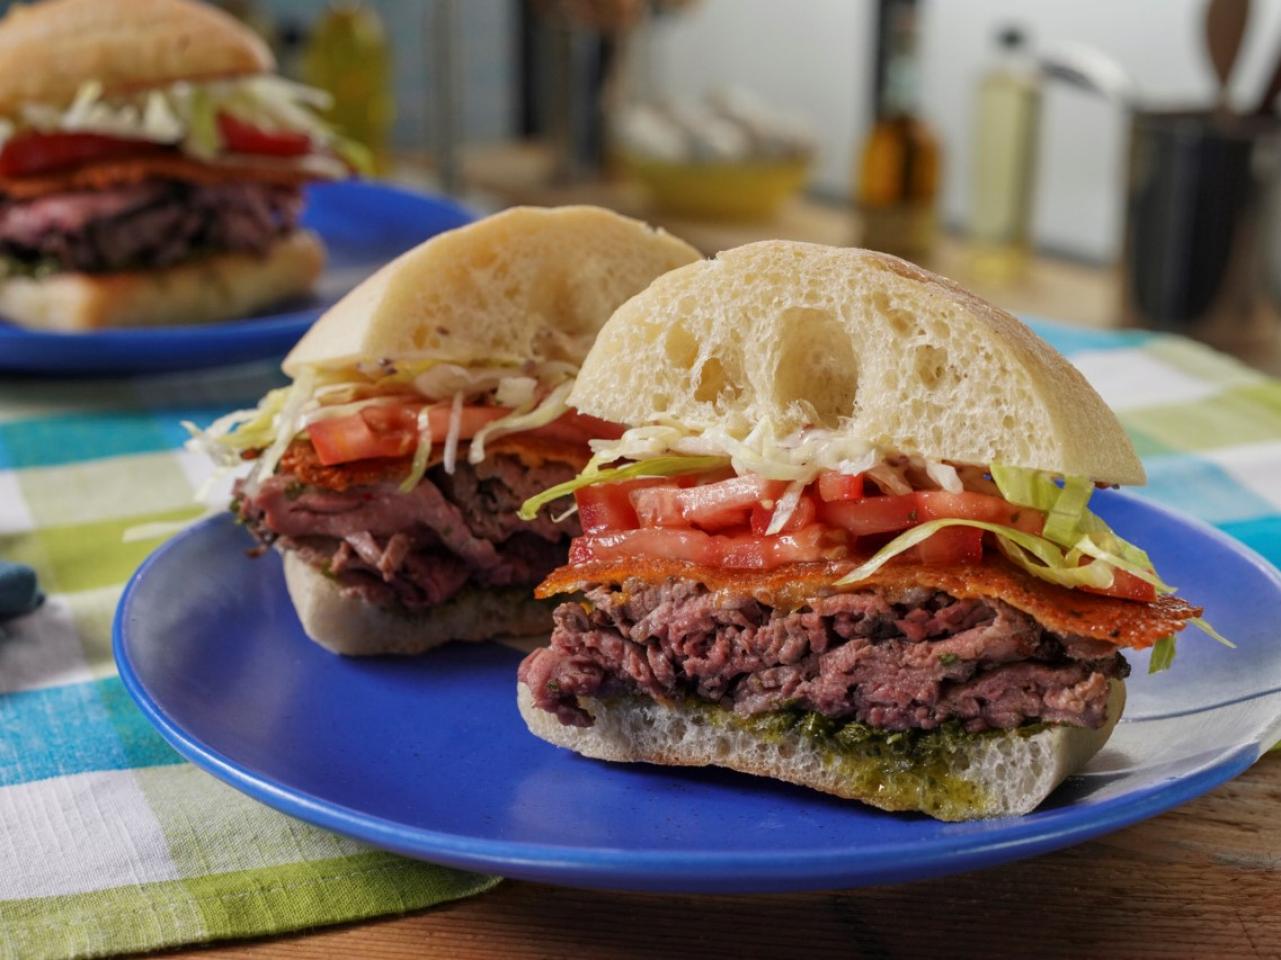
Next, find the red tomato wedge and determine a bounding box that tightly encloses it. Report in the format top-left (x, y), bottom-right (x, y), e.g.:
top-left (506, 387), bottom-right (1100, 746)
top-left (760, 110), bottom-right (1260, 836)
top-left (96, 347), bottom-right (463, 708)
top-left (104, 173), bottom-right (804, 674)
top-left (0, 131), bottom-right (164, 176)
top-left (216, 113), bottom-right (312, 156)
top-left (307, 404), bottom-right (510, 466)
top-left (816, 471), bottom-right (865, 502)
top-left (1080, 566), bottom-right (1158, 602)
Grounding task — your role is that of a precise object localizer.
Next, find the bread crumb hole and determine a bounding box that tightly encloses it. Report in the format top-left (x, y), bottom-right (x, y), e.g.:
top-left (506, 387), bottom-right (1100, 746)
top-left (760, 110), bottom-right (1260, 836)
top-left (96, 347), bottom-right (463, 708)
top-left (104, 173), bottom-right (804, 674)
top-left (664, 325), bottom-right (698, 369)
top-left (694, 356), bottom-right (739, 404)
top-left (714, 737), bottom-right (731, 758)
top-left (913, 344), bottom-right (949, 388)
top-left (772, 307), bottom-right (859, 427)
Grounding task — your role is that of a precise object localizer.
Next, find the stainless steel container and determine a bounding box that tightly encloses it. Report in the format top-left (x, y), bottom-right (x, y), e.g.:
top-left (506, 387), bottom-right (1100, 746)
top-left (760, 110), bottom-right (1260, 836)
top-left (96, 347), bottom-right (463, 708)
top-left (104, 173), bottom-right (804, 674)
top-left (1121, 111), bottom-right (1281, 364)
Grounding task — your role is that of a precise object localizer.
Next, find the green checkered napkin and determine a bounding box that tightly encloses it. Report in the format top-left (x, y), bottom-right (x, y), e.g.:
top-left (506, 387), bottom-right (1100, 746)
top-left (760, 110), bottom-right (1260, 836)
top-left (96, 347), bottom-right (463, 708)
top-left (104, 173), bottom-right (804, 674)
top-left (0, 363), bottom-right (497, 960)
top-left (1, 322), bottom-right (1279, 959)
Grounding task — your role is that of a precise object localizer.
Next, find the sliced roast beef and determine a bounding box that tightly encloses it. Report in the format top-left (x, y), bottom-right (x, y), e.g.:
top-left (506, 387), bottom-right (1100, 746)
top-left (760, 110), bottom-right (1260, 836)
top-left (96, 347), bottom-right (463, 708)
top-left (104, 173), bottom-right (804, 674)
top-left (0, 180), bottom-right (303, 273)
top-left (236, 453), bottom-right (578, 611)
top-left (517, 578), bottom-right (1130, 733)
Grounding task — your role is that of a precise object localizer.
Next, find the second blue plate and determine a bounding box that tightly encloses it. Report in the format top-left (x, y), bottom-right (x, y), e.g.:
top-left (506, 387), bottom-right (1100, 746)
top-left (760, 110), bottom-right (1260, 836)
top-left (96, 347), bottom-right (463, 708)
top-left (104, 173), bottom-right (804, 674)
top-left (0, 181), bottom-right (474, 375)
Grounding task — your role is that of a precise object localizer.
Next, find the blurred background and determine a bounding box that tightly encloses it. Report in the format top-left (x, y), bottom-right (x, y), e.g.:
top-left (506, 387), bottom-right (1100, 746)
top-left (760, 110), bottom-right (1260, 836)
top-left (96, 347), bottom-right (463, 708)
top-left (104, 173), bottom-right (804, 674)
top-left (26, 0), bottom-right (1281, 370)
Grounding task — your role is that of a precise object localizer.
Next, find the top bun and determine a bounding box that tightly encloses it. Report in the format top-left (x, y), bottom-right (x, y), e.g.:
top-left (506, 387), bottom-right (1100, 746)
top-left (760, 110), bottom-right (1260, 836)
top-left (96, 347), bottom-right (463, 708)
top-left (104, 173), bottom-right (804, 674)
top-left (284, 205), bottom-right (701, 376)
top-left (571, 242), bottom-right (1145, 485)
top-left (0, 0), bottom-right (273, 116)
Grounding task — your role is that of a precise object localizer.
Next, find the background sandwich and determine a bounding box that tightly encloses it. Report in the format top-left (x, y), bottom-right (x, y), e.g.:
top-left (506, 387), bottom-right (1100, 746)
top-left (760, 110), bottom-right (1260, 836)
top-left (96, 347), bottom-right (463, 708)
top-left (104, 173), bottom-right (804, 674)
top-left (517, 241), bottom-right (1226, 821)
top-left (194, 205), bottom-right (699, 655)
top-left (0, 0), bottom-right (357, 332)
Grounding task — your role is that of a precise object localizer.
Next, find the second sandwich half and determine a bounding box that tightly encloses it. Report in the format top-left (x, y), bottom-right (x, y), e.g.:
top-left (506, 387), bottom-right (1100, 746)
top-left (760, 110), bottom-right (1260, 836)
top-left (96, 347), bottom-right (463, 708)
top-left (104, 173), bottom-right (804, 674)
top-left (193, 205), bottom-right (698, 654)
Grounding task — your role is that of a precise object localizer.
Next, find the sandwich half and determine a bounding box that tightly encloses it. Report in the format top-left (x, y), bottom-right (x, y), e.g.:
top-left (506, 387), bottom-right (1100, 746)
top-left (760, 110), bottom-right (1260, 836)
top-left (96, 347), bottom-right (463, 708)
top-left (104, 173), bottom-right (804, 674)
top-left (516, 242), bottom-right (1224, 820)
top-left (0, 0), bottom-right (358, 331)
top-left (193, 205), bottom-right (699, 655)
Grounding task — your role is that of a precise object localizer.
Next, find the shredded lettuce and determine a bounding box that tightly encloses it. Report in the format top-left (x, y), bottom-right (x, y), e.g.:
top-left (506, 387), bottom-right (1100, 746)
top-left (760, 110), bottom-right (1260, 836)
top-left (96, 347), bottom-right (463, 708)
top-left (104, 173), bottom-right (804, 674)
top-left (468, 380), bottom-right (574, 466)
top-left (184, 388), bottom-right (291, 464)
top-left (588, 419), bottom-right (879, 484)
top-left (399, 407), bottom-right (435, 493)
top-left (1148, 635), bottom-right (1177, 674)
top-left (1, 75), bottom-right (355, 166)
top-left (518, 454), bottom-right (730, 521)
top-left (442, 391), bottom-right (465, 475)
top-left (247, 369), bottom-right (316, 491)
top-left (835, 518), bottom-right (1116, 590)
top-left (837, 465), bottom-right (1232, 671)
top-left (184, 86), bottom-right (220, 159)
top-left (1041, 474), bottom-right (1093, 543)
top-left (764, 480), bottom-right (806, 536)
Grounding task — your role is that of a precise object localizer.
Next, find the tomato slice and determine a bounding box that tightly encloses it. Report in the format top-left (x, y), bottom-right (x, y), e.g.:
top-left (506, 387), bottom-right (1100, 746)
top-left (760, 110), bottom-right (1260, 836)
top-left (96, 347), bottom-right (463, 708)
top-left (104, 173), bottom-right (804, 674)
top-left (818, 493), bottom-right (920, 536)
top-left (749, 492), bottom-right (817, 535)
top-left (216, 113), bottom-right (312, 156)
top-left (571, 523), bottom-right (847, 571)
top-left (0, 131), bottom-right (163, 176)
top-left (630, 474), bottom-right (784, 532)
top-left (914, 491), bottom-right (1045, 535)
top-left (306, 403), bottom-right (512, 466)
top-left (719, 524), bottom-right (847, 570)
top-left (678, 475), bottom-right (787, 529)
top-left (910, 525), bottom-right (985, 565)
top-left (771, 524), bottom-right (849, 564)
top-left (308, 411), bottom-right (409, 464)
top-left (816, 471), bottom-right (865, 502)
top-left (576, 478), bottom-right (673, 534)
top-left (569, 528), bottom-right (720, 567)
top-left (1080, 566), bottom-right (1158, 602)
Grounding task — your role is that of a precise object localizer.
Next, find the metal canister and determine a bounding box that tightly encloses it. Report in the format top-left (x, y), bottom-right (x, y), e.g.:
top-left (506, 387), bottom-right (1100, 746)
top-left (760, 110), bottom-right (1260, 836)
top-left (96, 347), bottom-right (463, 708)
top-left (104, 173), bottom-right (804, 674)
top-left (1121, 111), bottom-right (1281, 363)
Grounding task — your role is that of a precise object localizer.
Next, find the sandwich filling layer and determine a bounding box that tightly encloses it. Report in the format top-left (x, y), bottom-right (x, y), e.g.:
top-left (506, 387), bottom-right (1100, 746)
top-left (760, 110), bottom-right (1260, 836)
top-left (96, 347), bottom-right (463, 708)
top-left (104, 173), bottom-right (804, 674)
top-left (236, 442), bottom-right (579, 611)
top-left (519, 577), bottom-right (1131, 733)
top-left (0, 179), bottom-right (302, 274)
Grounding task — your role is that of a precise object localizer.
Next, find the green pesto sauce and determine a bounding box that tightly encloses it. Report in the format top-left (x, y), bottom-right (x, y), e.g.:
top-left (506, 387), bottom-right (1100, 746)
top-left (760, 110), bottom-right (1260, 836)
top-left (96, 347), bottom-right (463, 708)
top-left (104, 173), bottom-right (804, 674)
top-left (0, 255), bottom-right (60, 281)
top-left (685, 698), bottom-right (1047, 820)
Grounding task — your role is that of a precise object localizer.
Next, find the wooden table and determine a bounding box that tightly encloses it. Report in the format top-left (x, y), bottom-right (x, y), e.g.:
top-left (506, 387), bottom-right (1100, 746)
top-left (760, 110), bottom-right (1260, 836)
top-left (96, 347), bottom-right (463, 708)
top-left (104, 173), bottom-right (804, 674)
top-left (166, 147), bottom-right (1281, 958)
top-left (169, 751), bottom-right (1281, 959)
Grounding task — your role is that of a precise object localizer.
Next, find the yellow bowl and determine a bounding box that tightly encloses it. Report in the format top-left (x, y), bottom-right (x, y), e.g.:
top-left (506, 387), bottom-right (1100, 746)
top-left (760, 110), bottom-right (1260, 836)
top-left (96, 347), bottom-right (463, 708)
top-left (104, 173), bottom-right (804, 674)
top-left (618, 152), bottom-right (811, 221)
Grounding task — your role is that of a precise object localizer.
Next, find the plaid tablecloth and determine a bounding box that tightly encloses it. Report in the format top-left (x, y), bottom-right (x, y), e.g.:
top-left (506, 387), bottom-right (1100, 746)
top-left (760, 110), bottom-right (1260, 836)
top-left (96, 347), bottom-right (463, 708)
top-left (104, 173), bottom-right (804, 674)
top-left (1, 321), bottom-right (1279, 959)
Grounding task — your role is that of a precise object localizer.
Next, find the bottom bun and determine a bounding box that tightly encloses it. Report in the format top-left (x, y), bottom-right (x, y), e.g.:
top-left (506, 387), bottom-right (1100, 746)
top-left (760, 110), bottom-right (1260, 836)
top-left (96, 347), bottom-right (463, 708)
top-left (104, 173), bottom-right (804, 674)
top-left (284, 552), bottom-right (554, 656)
top-left (0, 230), bottom-right (325, 332)
top-left (517, 680), bottom-right (1125, 821)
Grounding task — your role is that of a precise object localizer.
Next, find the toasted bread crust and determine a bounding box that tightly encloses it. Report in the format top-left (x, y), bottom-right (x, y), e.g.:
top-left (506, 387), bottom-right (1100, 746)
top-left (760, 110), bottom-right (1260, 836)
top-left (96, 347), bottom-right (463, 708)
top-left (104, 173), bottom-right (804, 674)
top-left (284, 552), bottom-right (553, 656)
top-left (518, 681), bottom-right (1126, 820)
top-left (0, 0), bottom-right (272, 116)
top-left (282, 206), bottom-right (700, 376)
top-left (572, 241), bottom-right (1145, 485)
top-left (0, 229), bottom-right (324, 331)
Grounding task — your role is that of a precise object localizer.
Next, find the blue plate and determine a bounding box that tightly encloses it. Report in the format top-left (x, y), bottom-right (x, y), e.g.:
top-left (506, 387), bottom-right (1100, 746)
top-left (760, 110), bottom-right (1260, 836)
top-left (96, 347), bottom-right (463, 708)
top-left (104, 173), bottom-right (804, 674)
top-left (0, 181), bottom-right (474, 376)
top-left (114, 491), bottom-right (1281, 893)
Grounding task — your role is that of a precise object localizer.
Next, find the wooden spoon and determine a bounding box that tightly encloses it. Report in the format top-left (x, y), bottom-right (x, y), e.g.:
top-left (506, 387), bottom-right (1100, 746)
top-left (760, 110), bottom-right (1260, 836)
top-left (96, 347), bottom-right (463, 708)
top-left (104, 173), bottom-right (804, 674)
top-left (1205, 0), bottom-right (1250, 112)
